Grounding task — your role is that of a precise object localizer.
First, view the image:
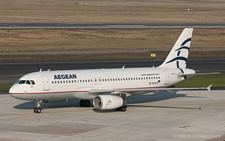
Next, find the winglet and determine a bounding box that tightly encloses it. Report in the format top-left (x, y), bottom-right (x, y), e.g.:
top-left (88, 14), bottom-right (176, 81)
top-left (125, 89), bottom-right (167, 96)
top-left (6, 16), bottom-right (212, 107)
top-left (207, 84), bottom-right (212, 91)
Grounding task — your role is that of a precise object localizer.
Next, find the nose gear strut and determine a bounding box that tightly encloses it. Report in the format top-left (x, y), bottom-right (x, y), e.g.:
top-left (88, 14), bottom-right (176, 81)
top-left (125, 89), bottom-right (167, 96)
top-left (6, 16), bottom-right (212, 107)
top-left (34, 100), bottom-right (42, 113)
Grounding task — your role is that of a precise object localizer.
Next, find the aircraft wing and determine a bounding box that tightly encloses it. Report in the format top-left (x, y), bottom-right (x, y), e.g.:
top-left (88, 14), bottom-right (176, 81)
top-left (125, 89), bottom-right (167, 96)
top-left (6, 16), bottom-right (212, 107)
top-left (89, 84), bottom-right (212, 96)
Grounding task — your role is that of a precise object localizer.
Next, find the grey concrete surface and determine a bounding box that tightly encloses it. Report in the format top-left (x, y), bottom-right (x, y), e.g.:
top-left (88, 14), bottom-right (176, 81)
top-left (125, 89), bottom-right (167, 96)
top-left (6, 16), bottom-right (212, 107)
top-left (0, 90), bottom-right (225, 141)
top-left (0, 22), bottom-right (225, 29)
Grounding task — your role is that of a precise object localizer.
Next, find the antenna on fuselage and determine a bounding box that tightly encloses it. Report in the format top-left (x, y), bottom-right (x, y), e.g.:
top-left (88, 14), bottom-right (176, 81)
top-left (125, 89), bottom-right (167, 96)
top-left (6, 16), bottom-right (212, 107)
top-left (39, 68), bottom-right (42, 72)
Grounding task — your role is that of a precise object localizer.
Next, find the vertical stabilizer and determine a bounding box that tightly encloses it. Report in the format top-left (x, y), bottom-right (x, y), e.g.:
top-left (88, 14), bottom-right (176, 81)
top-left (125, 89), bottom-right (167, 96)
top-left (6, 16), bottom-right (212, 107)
top-left (158, 28), bottom-right (193, 69)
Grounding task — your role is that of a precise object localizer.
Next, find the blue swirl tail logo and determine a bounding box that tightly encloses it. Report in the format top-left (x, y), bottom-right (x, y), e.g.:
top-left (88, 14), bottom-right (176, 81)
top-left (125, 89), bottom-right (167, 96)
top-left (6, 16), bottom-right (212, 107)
top-left (166, 38), bottom-right (191, 68)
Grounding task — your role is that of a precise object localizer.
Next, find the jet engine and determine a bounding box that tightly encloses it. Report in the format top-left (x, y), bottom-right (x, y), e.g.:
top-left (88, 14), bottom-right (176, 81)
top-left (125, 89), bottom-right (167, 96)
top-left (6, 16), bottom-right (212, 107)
top-left (93, 95), bottom-right (124, 110)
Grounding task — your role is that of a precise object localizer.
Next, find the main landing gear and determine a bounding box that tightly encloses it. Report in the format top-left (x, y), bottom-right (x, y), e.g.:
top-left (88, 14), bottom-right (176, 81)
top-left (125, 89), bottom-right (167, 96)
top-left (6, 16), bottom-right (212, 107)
top-left (34, 100), bottom-right (42, 113)
top-left (116, 105), bottom-right (127, 112)
top-left (79, 100), bottom-right (91, 107)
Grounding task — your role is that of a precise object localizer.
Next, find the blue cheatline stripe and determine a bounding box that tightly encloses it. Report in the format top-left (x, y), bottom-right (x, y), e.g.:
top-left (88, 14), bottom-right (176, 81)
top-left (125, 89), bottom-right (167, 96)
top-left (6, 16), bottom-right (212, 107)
top-left (175, 46), bottom-right (190, 51)
top-left (166, 56), bottom-right (188, 64)
top-left (181, 38), bottom-right (191, 46)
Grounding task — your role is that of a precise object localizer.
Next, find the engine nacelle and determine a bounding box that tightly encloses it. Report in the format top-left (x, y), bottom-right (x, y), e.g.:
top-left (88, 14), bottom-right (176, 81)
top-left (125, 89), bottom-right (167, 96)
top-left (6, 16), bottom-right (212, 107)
top-left (93, 95), bottom-right (124, 110)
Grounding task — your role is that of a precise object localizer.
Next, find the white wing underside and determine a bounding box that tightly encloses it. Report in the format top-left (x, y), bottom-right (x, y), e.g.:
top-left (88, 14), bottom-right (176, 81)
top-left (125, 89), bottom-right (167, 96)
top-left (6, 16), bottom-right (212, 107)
top-left (89, 85), bottom-right (212, 97)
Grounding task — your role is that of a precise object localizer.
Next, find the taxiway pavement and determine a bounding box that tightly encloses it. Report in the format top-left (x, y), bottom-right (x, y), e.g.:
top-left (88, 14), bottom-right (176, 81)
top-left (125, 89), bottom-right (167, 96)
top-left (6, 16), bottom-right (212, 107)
top-left (0, 90), bottom-right (224, 141)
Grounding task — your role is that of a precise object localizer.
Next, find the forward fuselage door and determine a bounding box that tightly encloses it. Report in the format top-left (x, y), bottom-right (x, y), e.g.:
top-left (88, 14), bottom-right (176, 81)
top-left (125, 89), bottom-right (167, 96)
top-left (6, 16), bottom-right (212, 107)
top-left (163, 70), bottom-right (170, 85)
top-left (41, 75), bottom-right (50, 91)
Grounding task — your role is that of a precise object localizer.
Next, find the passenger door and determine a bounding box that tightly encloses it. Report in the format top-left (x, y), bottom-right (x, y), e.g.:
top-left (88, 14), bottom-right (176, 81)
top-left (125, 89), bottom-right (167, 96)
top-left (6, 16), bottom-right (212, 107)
top-left (41, 75), bottom-right (50, 91)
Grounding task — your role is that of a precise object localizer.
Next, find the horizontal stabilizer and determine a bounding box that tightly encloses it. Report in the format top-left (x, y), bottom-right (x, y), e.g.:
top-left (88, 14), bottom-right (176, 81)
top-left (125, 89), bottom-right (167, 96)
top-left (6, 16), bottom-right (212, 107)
top-left (207, 84), bottom-right (212, 91)
top-left (179, 72), bottom-right (220, 77)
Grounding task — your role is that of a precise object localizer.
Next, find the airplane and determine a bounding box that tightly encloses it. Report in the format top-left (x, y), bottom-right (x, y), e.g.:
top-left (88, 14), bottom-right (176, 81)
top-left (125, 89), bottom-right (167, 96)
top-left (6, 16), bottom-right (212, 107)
top-left (9, 28), bottom-right (214, 113)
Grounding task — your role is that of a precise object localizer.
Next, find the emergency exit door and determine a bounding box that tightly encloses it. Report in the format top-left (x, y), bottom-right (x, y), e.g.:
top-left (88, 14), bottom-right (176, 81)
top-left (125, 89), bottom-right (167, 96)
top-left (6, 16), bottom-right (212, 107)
top-left (163, 70), bottom-right (170, 85)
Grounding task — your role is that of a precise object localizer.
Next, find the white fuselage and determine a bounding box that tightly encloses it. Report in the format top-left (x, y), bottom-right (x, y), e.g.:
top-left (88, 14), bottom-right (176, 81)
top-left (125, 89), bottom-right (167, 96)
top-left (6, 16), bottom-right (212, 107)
top-left (9, 28), bottom-right (196, 113)
top-left (9, 67), bottom-right (194, 101)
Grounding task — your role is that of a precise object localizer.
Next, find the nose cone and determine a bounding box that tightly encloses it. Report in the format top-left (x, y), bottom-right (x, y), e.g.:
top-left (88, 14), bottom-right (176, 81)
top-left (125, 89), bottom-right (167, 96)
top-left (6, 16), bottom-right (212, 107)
top-left (9, 85), bottom-right (15, 95)
top-left (9, 85), bottom-right (14, 94)
top-left (9, 84), bottom-right (21, 99)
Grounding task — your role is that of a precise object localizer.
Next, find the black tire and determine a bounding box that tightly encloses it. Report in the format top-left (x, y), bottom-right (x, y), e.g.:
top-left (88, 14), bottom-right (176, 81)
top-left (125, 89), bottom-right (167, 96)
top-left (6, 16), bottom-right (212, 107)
top-left (84, 100), bottom-right (91, 107)
top-left (115, 107), bottom-right (121, 111)
top-left (37, 107), bottom-right (41, 113)
top-left (79, 100), bottom-right (84, 107)
top-left (34, 108), bottom-right (37, 113)
top-left (121, 106), bottom-right (127, 112)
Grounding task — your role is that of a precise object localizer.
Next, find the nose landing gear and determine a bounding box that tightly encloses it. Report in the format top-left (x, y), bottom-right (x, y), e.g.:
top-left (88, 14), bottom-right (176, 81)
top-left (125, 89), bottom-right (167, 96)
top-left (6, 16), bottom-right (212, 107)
top-left (34, 100), bottom-right (42, 113)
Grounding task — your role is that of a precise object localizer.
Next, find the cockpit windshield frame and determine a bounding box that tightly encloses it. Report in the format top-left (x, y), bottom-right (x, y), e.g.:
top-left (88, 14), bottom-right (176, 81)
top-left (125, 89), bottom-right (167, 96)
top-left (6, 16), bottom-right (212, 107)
top-left (17, 80), bottom-right (35, 85)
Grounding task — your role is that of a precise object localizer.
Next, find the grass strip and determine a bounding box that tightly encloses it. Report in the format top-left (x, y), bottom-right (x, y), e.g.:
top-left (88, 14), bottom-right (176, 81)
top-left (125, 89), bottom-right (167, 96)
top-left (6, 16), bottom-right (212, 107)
top-left (0, 83), bottom-right (14, 91)
top-left (175, 74), bottom-right (225, 87)
top-left (0, 28), bottom-right (225, 53)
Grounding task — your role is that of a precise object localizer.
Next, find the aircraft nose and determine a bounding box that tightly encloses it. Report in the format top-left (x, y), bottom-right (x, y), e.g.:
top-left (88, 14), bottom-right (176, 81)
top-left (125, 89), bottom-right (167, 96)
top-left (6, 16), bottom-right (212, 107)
top-left (9, 84), bottom-right (16, 94)
top-left (9, 84), bottom-right (21, 99)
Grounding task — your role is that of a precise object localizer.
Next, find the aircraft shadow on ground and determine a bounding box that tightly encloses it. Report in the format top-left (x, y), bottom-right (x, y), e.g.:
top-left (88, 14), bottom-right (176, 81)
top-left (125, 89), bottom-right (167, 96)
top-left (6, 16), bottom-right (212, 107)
top-left (14, 91), bottom-right (205, 110)
top-left (127, 91), bottom-right (204, 104)
top-left (14, 99), bottom-right (82, 110)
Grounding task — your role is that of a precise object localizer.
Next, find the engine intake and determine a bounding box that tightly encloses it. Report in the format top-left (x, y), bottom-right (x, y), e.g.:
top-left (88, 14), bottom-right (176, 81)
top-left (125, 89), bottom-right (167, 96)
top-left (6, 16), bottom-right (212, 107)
top-left (93, 95), bottom-right (124, 110)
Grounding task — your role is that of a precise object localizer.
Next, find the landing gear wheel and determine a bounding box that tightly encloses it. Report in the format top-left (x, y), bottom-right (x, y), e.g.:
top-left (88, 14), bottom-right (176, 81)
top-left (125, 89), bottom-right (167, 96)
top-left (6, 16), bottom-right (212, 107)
top-left (116, 107), bottom-right (121, 111)
top-left (121, 105), bottom-right (127, 112)
top-left (116, 105), bottom-right (127, 112)
top-left (84, 100), bottom-right (91, 107)
top-left (79, 100), bottom-right (91, 107)
top-left (34, 107), bottom-right (41, 113)
top-left (34, 108), bottom-right (37, 113)
top-left (37, 107), bottom-right (41, 113)
top-left (79, 100), bottom-right (84, 107)
top-left (34, 100), bottom-right (42, 113)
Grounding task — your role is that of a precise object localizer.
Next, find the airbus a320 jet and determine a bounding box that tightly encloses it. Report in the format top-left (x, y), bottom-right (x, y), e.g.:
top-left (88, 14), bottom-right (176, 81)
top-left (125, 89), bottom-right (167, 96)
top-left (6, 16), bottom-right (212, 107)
top-left (9, 28), bottom-right (214, 113)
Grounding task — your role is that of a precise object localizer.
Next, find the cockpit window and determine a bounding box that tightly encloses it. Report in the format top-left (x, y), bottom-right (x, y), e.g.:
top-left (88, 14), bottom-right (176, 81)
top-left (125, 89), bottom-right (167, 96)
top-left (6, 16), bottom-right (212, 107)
top-left (30, 80), bottom-right (35, 85)
top-left (17, 80), bottom-right (35, 85)
top-left (26, 81), bottom-right (30, 84)
top-left (18, 80), bottom-right (26, 84)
